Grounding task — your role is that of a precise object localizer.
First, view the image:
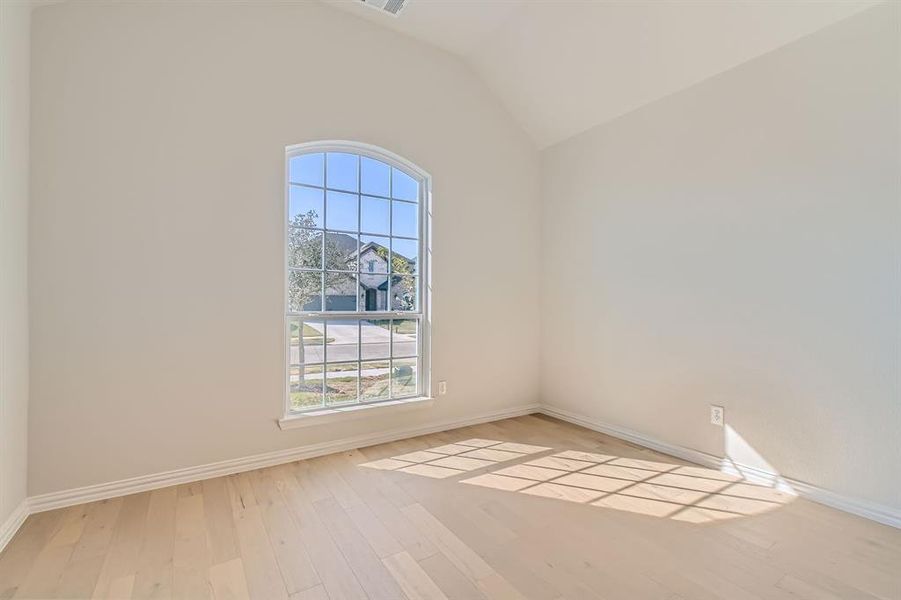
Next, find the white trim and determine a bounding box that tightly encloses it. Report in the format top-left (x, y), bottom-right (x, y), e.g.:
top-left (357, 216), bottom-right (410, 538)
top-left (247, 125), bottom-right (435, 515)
top-left (0, 500), bottom-right (29, 554)
top-left (28, 403), bottom-right (540, 515)
top-left (539, 405), bottom-right (901, 529)
top-left (278, 396), bottom-right (433, 429)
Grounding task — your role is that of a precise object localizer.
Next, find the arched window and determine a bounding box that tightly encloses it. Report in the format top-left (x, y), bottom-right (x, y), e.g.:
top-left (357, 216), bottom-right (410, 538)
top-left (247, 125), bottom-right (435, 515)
top-left (284, 141), bottom-right (430, 416)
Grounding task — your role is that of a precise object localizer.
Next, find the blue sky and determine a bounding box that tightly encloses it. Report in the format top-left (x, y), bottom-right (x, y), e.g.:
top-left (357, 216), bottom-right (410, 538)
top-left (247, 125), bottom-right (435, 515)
top-left (289, 152), bottom-right (419, 240)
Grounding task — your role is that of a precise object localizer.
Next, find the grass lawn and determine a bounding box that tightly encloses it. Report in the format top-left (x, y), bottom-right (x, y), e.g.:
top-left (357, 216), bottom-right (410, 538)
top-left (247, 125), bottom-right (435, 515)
top-left (292, 321), bottom-right (412, 342)
top-left (326, 373), bottom-right (406, 402)
top-left (292, 368), bottom-right (414, 410)
top-left (289, 321), bottom-right (335, 344)
top-left (302, 323), bottom-right (322, 337)
top-left (393, 320), bottom-right (417, 334)
top-left (361, 374), bottom-right (390, 399)
top-left (290, 385), bottom-right (323, 409)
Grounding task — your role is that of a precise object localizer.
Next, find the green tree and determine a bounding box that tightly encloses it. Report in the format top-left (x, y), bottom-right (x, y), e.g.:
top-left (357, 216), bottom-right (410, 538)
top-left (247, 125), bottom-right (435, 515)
top-left (288, 210), bottom-right (353, 395)
top-left (392, 275), bottom-right (416, 310)
top-left (371, 244), bottom-right (414, 275)
top-left (370, 245), bottom-right (415, 310)
top-left (288, 211), bottom-right (352, 312)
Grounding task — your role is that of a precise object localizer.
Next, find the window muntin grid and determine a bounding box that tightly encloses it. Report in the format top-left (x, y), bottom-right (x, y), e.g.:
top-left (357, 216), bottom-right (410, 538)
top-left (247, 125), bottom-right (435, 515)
top-left (285, 146), bottom-right (426, 413)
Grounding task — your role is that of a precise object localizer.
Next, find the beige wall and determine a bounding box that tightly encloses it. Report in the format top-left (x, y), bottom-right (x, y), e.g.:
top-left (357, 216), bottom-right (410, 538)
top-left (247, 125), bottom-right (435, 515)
top-left (0, 0), bottom-right (32, 522)
top-left (28, 1), bottom-right (540, 495)
top-left (541, 4), bottom-right (900, 509)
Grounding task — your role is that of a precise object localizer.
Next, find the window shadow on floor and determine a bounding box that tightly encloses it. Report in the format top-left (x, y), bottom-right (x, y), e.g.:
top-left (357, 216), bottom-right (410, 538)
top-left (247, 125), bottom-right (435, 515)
top-left (359, 439), bottom-right (796, 522)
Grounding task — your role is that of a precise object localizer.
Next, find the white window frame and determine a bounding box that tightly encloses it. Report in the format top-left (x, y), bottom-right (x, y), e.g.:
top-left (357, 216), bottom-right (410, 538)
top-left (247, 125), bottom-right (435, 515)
top-left (281, 140), bottom-right (431, 424)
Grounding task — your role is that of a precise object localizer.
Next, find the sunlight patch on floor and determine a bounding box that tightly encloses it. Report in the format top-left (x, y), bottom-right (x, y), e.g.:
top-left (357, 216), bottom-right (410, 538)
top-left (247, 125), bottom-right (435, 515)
top-left (359, 439), bottom-right (551, 478)
top-left (361, 439), bottom-right (796, 522)
top-left (461, 451), bottom-right (795, 522)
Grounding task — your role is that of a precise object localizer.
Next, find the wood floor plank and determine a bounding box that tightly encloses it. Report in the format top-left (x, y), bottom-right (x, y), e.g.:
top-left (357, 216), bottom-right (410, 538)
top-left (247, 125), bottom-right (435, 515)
top-left (173, 493), bottom-right (212, 599)
top-left (417, 553), bottom-right (486, 600)
top-left (316, 454), bottom-right (365, 510)
top-left (338, 450), bottom-right (439, 560)
top-left (70, 498), bottom-right (124, 563)
top-left (475, 572), bottom-right (528, 600)
top-left (105, 573), bottom-right (135, 599)
top-left (131, 486), bottom-right (178, 600)
top-left (273, 464), bottom-right (369, 600)
top-left (14, 505), bottom-right (92, 598)
top-left (12, 544), bottom-right (75, 599)
top-left (55, 553), bottom-right (107, 600)
top-left (0, 510), bottom-right (66, 599)
top-left (401, 503), bottom-right (495, 582)
top-left (247, 467), bottom-right (320, 594)
top-left (47, 504), bottom-right (90, 549)
top-left (345, 471), bottom-right (439, 560)
top-left (209, 557), bottom-right (250, 600)
top-left (290, 584), bottom-right (330, 600)
top-left (227, 473), bottom-right (289, 600)
top-left (91, 492), bottom-right (152, 599)
top-left (201, 476), bottom-right (239, 566)
top-left (313, 498), bottom-right (408, 599)
top-left (383, 551), bottom-right (448, 600)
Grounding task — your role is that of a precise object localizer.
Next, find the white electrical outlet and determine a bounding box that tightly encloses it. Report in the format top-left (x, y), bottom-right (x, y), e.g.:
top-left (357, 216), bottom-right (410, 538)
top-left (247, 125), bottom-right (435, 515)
top-left (710, 405), bottom-right (725, 426)
top-left (437, 381), bottom-right (447, 396)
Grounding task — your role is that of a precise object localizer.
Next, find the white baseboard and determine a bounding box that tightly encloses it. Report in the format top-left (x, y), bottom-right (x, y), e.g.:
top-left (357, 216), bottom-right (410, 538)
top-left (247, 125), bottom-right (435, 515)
top-left (27, 403), bottom-right (541, 514)
top-left (540, 405), bottom-right (723, 470)
top-left (539, 404), bottom-right (901, 529)
top-left (0, 500), bottom-right (29, 554)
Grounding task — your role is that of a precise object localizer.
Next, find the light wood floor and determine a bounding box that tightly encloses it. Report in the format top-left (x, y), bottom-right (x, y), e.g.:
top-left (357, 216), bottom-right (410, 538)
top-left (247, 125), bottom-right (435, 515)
top-left (1, 415), bottom-right (899, 600)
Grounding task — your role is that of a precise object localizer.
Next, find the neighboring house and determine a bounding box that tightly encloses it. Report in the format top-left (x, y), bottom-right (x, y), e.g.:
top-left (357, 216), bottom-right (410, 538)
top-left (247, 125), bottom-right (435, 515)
top-left (319, 241), bottom-right (416, 311)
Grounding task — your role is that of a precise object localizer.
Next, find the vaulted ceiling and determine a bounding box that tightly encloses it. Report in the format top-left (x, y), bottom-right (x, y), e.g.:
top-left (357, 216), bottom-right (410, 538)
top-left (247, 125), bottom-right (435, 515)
top-left (324, 0), bottom-right (878, 148)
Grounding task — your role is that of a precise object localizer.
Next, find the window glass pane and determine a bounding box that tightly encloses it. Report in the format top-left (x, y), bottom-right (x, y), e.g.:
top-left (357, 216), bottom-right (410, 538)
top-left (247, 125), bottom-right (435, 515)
top-left (289, 185), bottom-right (324, 228)
top-left (360, 360), bottom-right (390, 400)
top-left (325, 272), bottom-right (357, 311)
top-left (286, 148), bottom-right (425, 413)
top-left (300, 318), bottom-right (325, 364)
top-left (392, 168), bottom-right (418, 202)
top-left (289, 271), bottom-right (322, 312)
top-left (361, 319), bottom-right (390, 360)
top-left (325, 232), bottom-right (357, 271)
top-left (392, 201), bottom-right (418, 238)
top-left (326, 363), bottom-right (358, 405)
top-left (326, 191), bottom-right (358, 232)
top-left (391, 275), bottom-right (417, 311)
top-left (290, 365), bottom-right (323, 411)
top-left (289, 229), bottom-right (322, 270)
top-left (360, 280), bottom-right (389, 312)
top-left (289, 153), bottom-right (324, 187)
top-left (392, 358), bottom-right (417, 398)
top-left (391, 238), bottom-right (418, 274)
top-left (360, 234), bottom-right (389, 273)
top-left (288, 317), bottom-right (300, 364)
top-left (327, 153), bottom-right (359, 192)
top-left (392, 319), bottom-right (418, 358)
top-left (361, 195), bottom-right (390, 235)
top-left (363, 259), bottom-right (384, 274)
top-left (325, 319), bottom-right (359, 362)
top-left (289, 318), bottom-right (325, 364)
top-left (361, 157), bottom-right (390, 197)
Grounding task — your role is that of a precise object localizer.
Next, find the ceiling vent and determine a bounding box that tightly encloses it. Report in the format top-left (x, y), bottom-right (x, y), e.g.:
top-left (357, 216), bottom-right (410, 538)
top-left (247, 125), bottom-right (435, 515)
top-left (360, 0), bottom-right (407, 17)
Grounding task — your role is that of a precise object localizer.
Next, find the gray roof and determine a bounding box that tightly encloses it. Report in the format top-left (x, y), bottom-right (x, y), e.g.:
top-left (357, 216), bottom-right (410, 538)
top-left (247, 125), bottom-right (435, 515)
top-left (349, 241), bottom-right (414, 264)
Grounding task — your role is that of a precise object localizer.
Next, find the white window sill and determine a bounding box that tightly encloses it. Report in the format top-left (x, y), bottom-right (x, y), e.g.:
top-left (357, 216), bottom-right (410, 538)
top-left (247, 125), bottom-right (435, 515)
top-left (278, 396), bottom-right (434, 430)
